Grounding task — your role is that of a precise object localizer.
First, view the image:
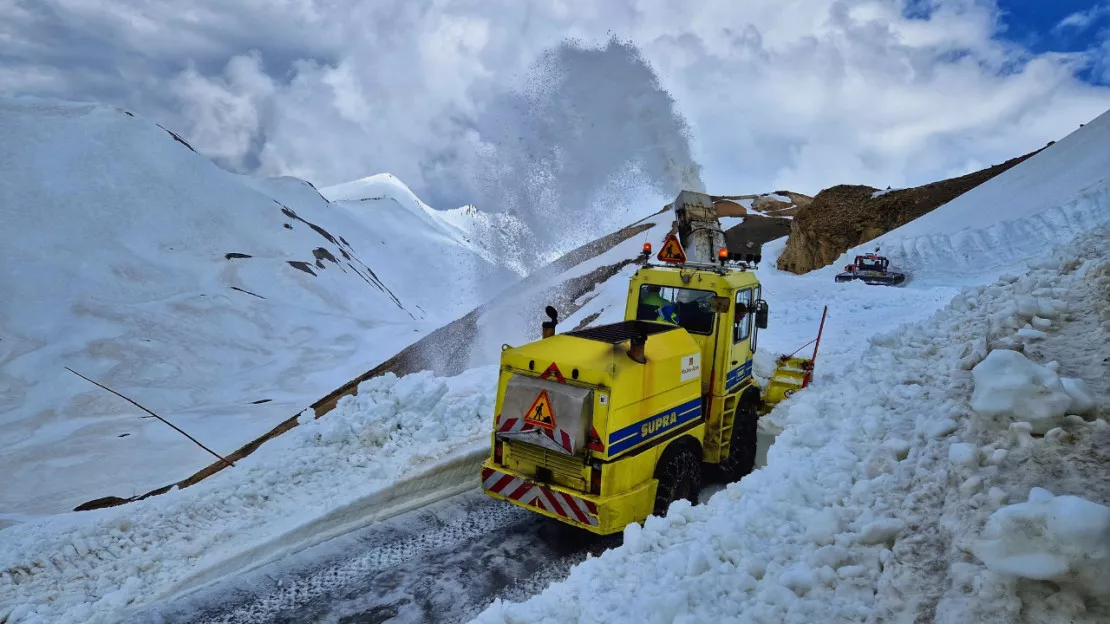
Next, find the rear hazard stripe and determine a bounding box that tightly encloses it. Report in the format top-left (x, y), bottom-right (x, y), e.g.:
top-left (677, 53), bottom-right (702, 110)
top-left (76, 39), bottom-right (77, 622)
top-left (488, 473), bottom-right (515, 493)
top-left (507, 480), bottom-right (531, 501)
top-left (483, 467), bottom-right (599, 527)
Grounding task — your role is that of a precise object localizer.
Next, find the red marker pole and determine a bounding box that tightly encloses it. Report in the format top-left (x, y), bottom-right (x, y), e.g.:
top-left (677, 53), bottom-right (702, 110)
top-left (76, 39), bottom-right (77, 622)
top-left (811, 305), bottom-right (828, 364)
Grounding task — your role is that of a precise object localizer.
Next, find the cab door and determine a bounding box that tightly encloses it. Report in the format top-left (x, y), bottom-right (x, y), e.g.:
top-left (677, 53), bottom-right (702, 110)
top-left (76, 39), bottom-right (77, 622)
top-left (726, 287), bottom-right (756, 394)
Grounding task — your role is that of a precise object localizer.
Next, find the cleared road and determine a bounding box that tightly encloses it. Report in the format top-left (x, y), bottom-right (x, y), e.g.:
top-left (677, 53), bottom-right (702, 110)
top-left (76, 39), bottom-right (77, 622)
top-left (138, 432), bottom-right (774, 623)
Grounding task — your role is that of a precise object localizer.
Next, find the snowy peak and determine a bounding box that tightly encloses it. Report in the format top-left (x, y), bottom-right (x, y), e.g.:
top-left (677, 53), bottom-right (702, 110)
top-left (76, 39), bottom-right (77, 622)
top-left (321, 173), bottom-right (535, 276)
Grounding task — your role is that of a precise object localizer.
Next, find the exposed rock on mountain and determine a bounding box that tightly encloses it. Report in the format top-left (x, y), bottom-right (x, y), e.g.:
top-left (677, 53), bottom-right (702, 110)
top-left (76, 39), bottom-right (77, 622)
top-left (776, 148), bottom-right (1047, 274)
top-left (712, 191), bottom-right (812, 218)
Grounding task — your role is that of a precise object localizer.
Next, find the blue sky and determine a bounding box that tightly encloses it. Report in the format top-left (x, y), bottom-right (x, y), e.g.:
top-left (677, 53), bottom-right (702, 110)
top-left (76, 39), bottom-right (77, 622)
top-left (998, 0), bottom-right (1110, 83)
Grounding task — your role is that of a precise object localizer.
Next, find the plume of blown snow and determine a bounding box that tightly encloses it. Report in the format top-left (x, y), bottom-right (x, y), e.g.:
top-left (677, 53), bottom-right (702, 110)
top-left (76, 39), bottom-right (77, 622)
top-left (427, 37), bottom-right (705, 267)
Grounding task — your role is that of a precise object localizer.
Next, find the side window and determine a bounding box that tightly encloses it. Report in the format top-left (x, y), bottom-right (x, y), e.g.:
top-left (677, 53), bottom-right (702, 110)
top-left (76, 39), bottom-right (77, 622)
top-left (751, 286), bottom-right (761, 352)
top-left (734, 289), bottom-right (752, 343)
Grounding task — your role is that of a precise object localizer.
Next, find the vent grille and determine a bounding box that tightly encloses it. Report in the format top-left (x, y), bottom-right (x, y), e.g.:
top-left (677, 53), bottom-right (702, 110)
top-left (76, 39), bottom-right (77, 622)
top-left (510, 443), bottom-right (586, 487)
top-left (567, 320), bottom-right (675, 344)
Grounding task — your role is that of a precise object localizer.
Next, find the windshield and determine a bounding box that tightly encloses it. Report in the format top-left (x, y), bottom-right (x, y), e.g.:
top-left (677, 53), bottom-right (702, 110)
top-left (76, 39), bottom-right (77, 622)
top-left (635, 284), bottom-right (716, 335)
top-left (858, 258), bottom-right (886, 271)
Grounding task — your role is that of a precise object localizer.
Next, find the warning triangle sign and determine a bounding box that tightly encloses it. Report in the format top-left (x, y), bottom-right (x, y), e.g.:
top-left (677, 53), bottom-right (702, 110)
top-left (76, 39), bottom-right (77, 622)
top-left (524, 389), bottom-right (557, 430)
top-left (656, 234), bottom-right (687, 264)
top-left (539, 362), bottom-right (566, 383)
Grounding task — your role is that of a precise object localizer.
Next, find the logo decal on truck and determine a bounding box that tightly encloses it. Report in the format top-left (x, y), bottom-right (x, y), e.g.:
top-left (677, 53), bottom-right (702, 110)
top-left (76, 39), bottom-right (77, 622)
top-left (524, 390), bottom-right (557, 430)
top-left (607, 397), bottom-right (702, 455)
top-left (641, 411), bottom-right (677, 437)
top-left (680, 353), bottom-right (701, 382)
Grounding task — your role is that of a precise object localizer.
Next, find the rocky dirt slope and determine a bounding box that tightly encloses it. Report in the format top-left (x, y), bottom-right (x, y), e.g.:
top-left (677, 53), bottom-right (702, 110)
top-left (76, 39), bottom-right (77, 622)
top-left (776, 148), bottom-right (1048, 274)
top-left (712, 192), bottom-right (809, 260)
top-left (713, 191), bottom-right (812, 218)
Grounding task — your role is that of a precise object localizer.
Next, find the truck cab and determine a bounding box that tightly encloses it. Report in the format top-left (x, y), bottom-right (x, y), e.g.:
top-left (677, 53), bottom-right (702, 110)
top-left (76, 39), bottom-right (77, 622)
top-left (480, 244), bottom-right (779, 535)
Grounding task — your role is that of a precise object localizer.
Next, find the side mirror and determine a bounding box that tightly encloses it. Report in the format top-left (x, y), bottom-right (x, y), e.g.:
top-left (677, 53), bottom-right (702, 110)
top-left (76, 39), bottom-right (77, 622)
top-left (755, 300), bottom-right (769, 329)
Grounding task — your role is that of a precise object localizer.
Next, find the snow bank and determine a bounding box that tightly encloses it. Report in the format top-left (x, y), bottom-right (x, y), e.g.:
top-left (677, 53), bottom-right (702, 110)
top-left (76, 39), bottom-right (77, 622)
top-left (473, 222), bottom-right (1110, 623)
top-left (0, 366), bottom-right (497, 624)
top-left (973, 487), bottom-right (1110, 594)
top-left (843, 107), bottom-right (1110, 285)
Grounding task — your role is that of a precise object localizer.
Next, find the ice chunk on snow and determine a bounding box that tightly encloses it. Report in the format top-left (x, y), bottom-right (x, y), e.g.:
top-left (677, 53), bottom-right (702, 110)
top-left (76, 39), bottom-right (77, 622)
top-left (973, 489), bottom-right (1110, 594)
top-left (812, 544), bottom-right (852, 569)
top-left (805, 508), bottom-right (842, 546)
top-left (883, 437), bottom-right (911, 460)
top-left (1017, 326), bottom-right (1046, 339)
top-left (948, 443), bottom-right (978, 466)
top-left (970, 349), bottom-right (1072, 434)
top-left (925, 418), bottom-right (959, 439)
top-left (780, 565), bottom-right (819, 594)
top-left (1014, 295), bottom-right (1038, 317)
top-left (857, 518), bottom-right (905, 546)
top-left (1031, 316), bottom-right (1052, 331)
top-left (1060, 377), bottom-right (1096, 416)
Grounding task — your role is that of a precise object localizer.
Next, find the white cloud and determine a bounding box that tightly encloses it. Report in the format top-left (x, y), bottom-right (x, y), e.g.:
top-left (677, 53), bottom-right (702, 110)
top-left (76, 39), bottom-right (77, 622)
top-left (1054, 3), bottom-right (1110, 32)
top-left (168, 52), bottom-right (274, 167)
top-left (2, 0), bottom-right (1109, 214)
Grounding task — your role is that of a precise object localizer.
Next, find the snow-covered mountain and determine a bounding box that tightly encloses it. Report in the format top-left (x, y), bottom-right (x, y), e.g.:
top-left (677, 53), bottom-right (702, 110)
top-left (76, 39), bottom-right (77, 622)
top-left (0, 97), bottom-right (514, 516)
top-left (318, 174), bottom-right (536, 277)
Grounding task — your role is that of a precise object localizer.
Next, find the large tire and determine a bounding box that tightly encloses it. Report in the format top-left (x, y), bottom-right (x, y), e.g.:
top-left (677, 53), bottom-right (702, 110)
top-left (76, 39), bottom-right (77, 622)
top-left (719, 403), bottom-right (758, 483)
top-left (653, 443), bottom-right (702, 517)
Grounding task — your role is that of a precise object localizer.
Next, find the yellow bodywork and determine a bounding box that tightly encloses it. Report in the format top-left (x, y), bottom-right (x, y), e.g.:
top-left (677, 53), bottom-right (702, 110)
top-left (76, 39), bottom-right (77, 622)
top-left (482, 263), bottom-right (795, 535)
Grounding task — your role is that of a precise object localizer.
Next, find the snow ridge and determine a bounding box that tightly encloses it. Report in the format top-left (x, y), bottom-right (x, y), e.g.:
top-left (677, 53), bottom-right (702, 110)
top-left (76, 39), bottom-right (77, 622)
top-left (877, 184), bottom-right (1110, 282)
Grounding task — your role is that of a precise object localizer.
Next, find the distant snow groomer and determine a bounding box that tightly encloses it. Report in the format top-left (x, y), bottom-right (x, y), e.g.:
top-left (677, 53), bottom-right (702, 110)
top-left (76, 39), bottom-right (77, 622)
top-left (834, 248), bottom-right (907, 286)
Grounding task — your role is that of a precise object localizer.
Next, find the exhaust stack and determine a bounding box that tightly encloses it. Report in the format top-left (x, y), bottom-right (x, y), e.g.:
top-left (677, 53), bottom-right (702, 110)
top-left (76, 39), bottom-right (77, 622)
top-left (628, 333), bottom-right (647, 364)
top-left (542, 306), bottom-right (558, 339)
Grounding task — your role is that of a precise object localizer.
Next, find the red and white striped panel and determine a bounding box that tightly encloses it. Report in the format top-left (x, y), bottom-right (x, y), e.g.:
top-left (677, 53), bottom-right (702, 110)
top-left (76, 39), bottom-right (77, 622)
top-left (482, 467), bottom-right (598, 527)
top-left (495, 416), bottom-right (574, 454)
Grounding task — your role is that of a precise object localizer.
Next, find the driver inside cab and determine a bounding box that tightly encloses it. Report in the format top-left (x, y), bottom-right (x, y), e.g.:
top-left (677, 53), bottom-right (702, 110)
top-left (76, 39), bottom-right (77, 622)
top-left (641, 286), bottom-right (680, 325)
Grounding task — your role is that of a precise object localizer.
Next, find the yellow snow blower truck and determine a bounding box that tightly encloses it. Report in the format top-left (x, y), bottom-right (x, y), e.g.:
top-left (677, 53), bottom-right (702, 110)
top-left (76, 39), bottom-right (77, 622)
top-left (480, 192), bottom-right (825, 535)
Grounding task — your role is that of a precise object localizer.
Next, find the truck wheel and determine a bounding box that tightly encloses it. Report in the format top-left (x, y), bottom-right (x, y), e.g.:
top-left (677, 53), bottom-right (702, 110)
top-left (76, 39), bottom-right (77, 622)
top-left (653, 445), bottom-right (701, 517)
top-left (719, 404), bottom-right (758, 483)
